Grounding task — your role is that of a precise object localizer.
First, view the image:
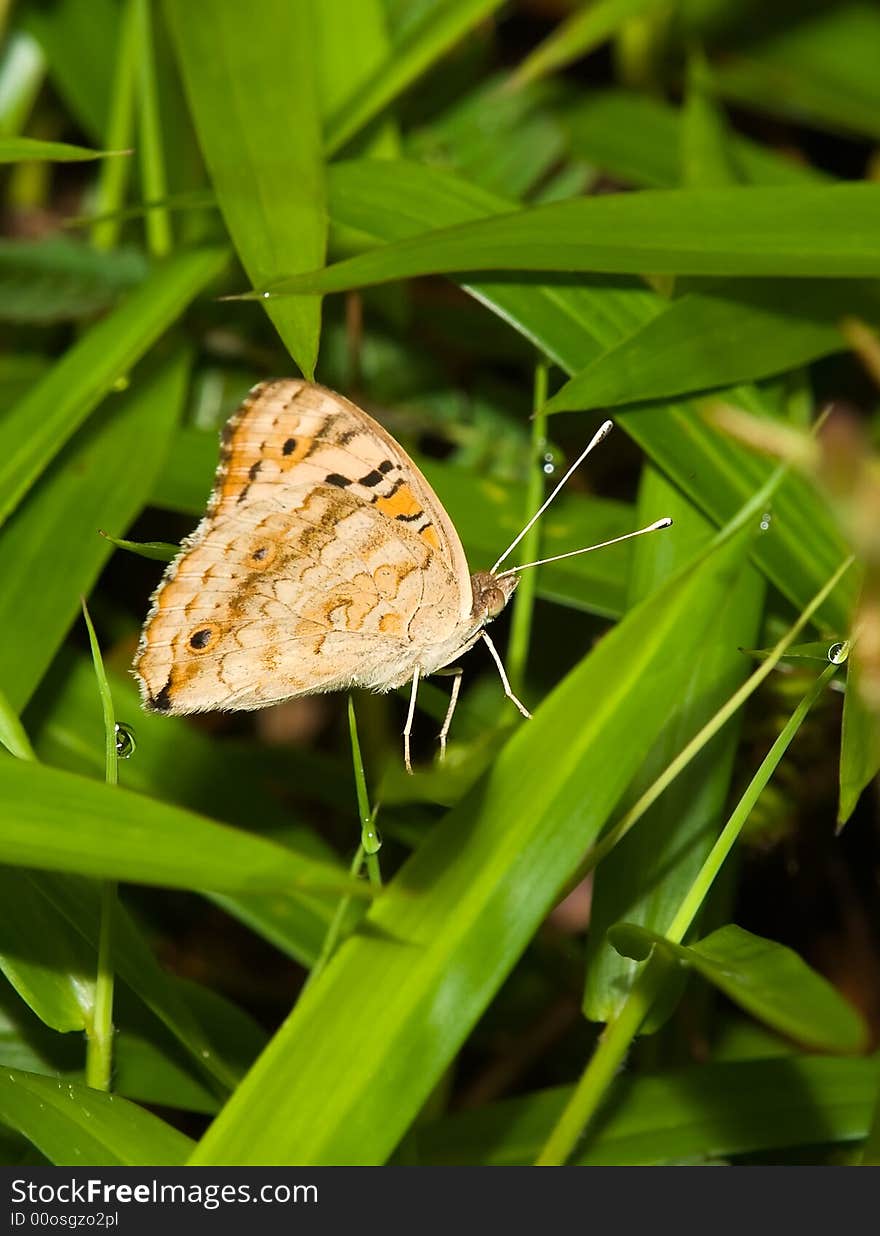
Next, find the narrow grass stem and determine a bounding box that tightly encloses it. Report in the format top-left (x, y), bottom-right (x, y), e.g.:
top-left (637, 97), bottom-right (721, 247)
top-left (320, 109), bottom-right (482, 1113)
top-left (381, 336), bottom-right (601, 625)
top-left (348, 697), bottom-right (381, 888)
top-left (91, 0), bottom-right (138, 251)
top-left (585, 554), bottom-right (854, 871)
top-left (305, 845), bottom-right (366, 991)
top-left (134, 0), bottom-right (172, 257)
top-left (536, 657), bottom-right (841, 1165)
top-left (81, 602), bottom-right (119, 1091)
top-left (506, 361), bottom-right (549, 698)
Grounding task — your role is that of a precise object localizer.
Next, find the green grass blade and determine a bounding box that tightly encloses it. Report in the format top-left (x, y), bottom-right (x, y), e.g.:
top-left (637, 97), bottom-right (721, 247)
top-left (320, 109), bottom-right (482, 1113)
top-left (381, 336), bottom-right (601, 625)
top-left (0, 684), bottom-right (35, 761)
top-left (584, 470), bottom-right (765, 1021)
top-left (0, 247), bottom-right (226, 531)
top-left (189, 526), bottom-right (758, 1165)
top-left (544, 281), bottom-right (880, 414)
top-left (0, 760), bottom-right (369, 898)
top-left (165, 0), bottom-right (325, 377)
top-left (313, 0), bottom-right (398, 157)
top-left (610, 923), bottom-right (868, 1054)
top-left (0, 1068), bottom-right (192, 1166)
top-left (248, 184), bottom-right (880, 294)
top-left (561, 89), bottom-right (825, 190)
top-left (0, 348), bottom-right (190, 713)
top-left (507, 0), bottom-right (669, 91)
top-left (412, 1056), bottom-right (878, 1165)
top-left (325, 0), bottom-right (507, 156)
top-left (0, 136), bottom-right (126, 162)
top-left (0, 867), bottom-right (94, 1034)
top-left (838, 653), bottom-right (880, 829)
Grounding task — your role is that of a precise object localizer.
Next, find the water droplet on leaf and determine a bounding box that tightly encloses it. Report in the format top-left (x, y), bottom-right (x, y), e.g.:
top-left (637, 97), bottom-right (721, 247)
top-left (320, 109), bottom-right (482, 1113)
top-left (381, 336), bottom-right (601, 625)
top-left (115, 721), bottom-right (137, 758)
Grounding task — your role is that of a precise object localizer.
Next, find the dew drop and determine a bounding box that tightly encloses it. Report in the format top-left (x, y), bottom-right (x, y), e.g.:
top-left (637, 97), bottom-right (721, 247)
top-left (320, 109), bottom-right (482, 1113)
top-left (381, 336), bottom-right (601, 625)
top-left (542, 452), bottom-right (556, 476)
top-left (262, 291), bottom-right (271, 299)
top-left (114, 721), bottom-right (137, 759)
top-left (112, 374), bottom-right (130, 393)
top-left (828, 641), bottom-right (849, 665)
top-left (362, 824), bottom-right (382, 856)
top-left (759, 512), bottom-right (772, 532)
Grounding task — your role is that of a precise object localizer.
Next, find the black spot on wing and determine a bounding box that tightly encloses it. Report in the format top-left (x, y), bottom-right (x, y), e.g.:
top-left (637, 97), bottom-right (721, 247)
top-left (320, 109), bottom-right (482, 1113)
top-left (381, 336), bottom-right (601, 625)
top-left (149, 678), bottom-right (173, 712)
top-left (358, 469), bottom-right (384, 487)
top-left (395, 510), bottom-right (425, 523)
top-left (282, 437), bottom-right (297, 456)
top-left (325, 473), bottom-right (351, 488)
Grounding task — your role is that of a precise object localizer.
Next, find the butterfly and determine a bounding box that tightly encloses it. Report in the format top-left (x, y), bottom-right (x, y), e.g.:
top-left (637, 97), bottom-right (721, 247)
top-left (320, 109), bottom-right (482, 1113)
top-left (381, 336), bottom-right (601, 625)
top-left (133, 380), bottom-right (670, 769)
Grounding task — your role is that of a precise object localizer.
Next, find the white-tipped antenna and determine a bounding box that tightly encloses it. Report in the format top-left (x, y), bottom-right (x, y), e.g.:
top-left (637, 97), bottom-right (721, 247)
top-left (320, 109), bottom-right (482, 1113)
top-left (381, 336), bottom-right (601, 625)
top-left (491, 419), bottom-right (614, 573)
top-left (496, 518), bottom-right (673, 578)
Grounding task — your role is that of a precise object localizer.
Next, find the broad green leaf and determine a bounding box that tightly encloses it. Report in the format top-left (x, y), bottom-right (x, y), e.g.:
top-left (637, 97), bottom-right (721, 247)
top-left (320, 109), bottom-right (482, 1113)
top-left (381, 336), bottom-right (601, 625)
top-left (149, 424), bottom-right (637, 619)
top-left (251, 184), bottom-right (880, 295)
top-left (0, 247), bottom-right (226, 531)
top-left (0, 867), bottom-right (93, 1034)
top-left (0, 760), bottom-right (364, 898)
top-left (190, 527), bottom-right (758, 1165)
top-left (317, 159), bottom-right (854, 633)
top-left (0, 1069), bottom-right (192, 1167)
top-left (562, 89), bottom-right (825, 190)
top-left (410, 1055), bottom-right (878, 1165)
top-left (508, 0), bottom-right (670, 91)
top-left (584, 471), bottom-right (764, 1021)
top-left (165, 0), bottom-right (325, 376)
top-left (839, 654), bottom-right (880, 828)
top-left (0, 349), bottom-right (189, 713)
top-left (544, 281), bottom-right (880, 414)
top-left (0, 136), bottom-right (124, 162)
top-left (0, 237), bottom-right (147, 324)
top-left (610, 922), bottom-right (868, 1054)
top-left (324, 0), bottom-right (508, 156)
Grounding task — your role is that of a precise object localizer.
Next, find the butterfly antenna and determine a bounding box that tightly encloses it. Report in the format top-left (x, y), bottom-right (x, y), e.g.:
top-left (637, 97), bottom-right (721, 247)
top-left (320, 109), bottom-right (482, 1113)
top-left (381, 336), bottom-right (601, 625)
top-left (491, 420), bottom-right (614, 574)
top-left (496, 518), bottom-right (673, 578)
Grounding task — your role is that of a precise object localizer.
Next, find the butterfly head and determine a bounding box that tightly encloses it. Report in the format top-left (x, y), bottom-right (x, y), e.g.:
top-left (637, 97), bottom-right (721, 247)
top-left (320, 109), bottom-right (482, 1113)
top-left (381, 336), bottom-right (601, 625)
top-left (471, 570), bottom-right (519, 625)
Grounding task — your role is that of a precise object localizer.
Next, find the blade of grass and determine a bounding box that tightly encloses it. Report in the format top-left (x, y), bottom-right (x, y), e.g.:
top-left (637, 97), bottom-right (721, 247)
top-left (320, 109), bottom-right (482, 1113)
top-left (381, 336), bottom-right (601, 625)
top-left (0, 1068), bottom-right (191, 1166)
top-left (80, 603), bottom-right (118, 1093)
top-left (584, 469), bottom-right (764, 1021)
top-left (133, 0), bottom-right (171, 257)
top-left (506, 0), bottom-right (669, 92)
top-left (349, 699), bottom-right (381, 889)
top-left (0, 246), bottom-right (227, 532)
top-left (90, 0), bottom-right (138, 251)
top-left (0, 136), bottom-right (127, 162)
top-left (0, 760), bottom-right (371, 898)
top-left (325, 0), bottom-right (507, 156)
top-left (413, 1055), bottom-right (878, 1165)
top-left (505, 360), bottom-right (548, 699)
top-left (165, 0), bottom-right (325, 376)
top-left (609, 922), bottom-right (867, 1054)
top-left (537, 655), bottom-right (842, 1164)
top-left (245, 184), bottom-right (880, 294)
top-left (0, 347), bottom-right (191, 713)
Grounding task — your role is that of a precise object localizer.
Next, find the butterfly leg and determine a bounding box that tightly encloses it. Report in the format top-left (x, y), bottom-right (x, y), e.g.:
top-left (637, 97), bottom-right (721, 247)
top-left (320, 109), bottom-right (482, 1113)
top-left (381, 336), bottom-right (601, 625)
top-left (481, 632), bottom-right (531, 720)
top-left (437, 667), bottom-right (464, 762)
top-left (403, 666), bottom-right (421, 774)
